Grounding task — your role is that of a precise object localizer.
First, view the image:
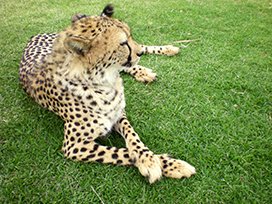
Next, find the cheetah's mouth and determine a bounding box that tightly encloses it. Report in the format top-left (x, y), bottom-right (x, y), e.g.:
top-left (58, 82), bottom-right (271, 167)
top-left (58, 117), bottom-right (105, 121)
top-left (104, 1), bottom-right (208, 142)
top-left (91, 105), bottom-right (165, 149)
top-left (122, 54), bottom-right (140, 68)
top-left (122, 61), bottom-right (132, 67)
top-left (122, 58), bottom-right (140, 68)
top-left (121, 41), bottom-right (133, 67)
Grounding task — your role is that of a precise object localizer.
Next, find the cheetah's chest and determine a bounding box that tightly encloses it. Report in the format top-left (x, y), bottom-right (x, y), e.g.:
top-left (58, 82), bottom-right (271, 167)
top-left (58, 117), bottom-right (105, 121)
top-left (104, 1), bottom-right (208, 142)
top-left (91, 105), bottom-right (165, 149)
top-left (92, 84), bottom-right (125, 127)
top-left (57, 77), bottom-right (126, 132)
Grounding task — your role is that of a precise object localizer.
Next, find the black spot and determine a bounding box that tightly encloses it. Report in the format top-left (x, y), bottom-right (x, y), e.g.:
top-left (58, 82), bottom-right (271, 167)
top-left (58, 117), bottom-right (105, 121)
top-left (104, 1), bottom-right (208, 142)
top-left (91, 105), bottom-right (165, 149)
top-left (93, 144), bottom-right (99, 151)
top-left (84, 132), bottom-right (89, 136)
top-left (83, 140), bottom-right (90, 145)
top-left (73, 148), bottom-right (79, 154)
top-left (163, 164), bottom-right (168, 169)
top-left (98, 151), bottom-right (105, 156)
top-left (90, 101), bottom-right (97, 106)
top-left (124, 154), bottom-right (129, 158)
top-left (86, 95), bottom-right (93, 100)
top-left (93, 119), bottom-right (98, 124)
top-left (129, 158), bottom-right (136, 164)
top-left (87, 154), bottom-right (95, 159)
top-left (117, 160), bottom-right (123, 164)
top-left (112, 153), bottom-right (118, 159)
top-left (81, 158), bottom-right (89, 161)
top-left (70, 137), bottom-right (75, 142)
top-left (74, 122), bottom-right (80, 126)
top-left (80, 147), bottom-right (87, 152)
top-left (96, 158), bottom-right (104, 163)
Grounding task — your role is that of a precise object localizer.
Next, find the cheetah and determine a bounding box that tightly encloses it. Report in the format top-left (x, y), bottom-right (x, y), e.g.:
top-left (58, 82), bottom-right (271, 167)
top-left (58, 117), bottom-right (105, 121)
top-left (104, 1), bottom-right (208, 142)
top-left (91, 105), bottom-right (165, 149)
top-left (19, 4), bottom-right (196, 183)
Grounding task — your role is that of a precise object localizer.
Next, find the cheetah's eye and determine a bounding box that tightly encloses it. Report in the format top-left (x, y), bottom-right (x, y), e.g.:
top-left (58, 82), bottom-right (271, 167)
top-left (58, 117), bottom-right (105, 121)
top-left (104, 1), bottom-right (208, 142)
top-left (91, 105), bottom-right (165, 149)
top-left (120, 41), bottom-right (128, 46)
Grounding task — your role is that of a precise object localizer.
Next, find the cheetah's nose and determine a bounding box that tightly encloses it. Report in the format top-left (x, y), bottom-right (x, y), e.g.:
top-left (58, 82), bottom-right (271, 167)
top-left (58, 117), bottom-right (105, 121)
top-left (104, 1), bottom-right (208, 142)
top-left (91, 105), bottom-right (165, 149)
top-left (136, 51), bottom-right (144, 57)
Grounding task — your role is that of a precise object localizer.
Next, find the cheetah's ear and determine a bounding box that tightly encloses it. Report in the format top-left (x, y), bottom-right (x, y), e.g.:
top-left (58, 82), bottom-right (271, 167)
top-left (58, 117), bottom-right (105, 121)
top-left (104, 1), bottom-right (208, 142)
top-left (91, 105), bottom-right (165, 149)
top-left (64, 35), bottom-right (91, 56)
top-left (100, 4), bottom-right (114, 17)
top-left (71, 14), bottom-right (89, 24)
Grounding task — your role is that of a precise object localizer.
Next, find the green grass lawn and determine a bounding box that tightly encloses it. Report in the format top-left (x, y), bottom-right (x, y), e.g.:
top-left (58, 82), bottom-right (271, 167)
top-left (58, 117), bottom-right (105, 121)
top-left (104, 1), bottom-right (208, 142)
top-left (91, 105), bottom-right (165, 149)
top-left (1, 0), bottom-right (271, 203)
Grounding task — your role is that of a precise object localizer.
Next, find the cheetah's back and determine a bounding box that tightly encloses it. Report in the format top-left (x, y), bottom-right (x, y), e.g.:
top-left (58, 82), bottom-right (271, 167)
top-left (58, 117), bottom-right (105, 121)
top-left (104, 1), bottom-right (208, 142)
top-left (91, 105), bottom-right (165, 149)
top-left (19, 33), bottom-right (57, 89)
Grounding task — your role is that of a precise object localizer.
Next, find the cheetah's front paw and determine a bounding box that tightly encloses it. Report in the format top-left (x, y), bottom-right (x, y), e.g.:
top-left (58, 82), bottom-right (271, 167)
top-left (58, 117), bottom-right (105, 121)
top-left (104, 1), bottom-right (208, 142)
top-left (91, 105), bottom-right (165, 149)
top-left (125, 65), bottom-right (157, 83)
top-left (133, 151), bottom-right (162, 183)
top-left (134, 67), bottom-right (157, 83)
top-left (159, 154), bottom-right (196, 179)
top-left (163, 45), bottom-right (180, 56)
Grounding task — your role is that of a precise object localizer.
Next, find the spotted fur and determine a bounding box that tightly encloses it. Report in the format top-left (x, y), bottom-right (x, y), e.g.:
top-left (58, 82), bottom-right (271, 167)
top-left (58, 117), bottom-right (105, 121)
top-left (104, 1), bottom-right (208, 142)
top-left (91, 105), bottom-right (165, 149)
top-left (19, 5), bottom-right (195, 183)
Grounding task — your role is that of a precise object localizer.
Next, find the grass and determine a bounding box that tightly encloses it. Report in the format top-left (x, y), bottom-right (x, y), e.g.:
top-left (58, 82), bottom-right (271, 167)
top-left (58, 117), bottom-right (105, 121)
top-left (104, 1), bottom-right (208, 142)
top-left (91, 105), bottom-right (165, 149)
top-left (0, 0), bottom-right (271, 203)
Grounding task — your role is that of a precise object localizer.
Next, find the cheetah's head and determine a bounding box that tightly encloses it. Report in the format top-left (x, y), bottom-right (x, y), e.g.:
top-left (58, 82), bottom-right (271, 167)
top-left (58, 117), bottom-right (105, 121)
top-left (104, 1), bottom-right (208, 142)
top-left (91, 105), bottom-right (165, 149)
top-left (61, 5), bottom-right (143, 73)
